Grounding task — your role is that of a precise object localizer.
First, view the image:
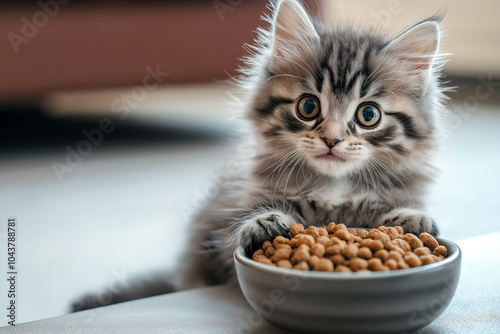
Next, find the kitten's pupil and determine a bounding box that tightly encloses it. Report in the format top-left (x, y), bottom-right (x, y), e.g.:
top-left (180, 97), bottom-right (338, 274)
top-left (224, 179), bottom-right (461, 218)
top-left (362, 106), bottom-right (375, 122)
top-left (303, 99), bottom-right (317, 115)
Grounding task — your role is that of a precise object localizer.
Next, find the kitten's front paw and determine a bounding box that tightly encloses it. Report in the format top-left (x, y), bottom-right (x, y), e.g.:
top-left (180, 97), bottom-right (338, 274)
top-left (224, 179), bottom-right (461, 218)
top-left (376, 208), bottom-right (439, 236)
top-left (237, 210), bottom-right (295, 254)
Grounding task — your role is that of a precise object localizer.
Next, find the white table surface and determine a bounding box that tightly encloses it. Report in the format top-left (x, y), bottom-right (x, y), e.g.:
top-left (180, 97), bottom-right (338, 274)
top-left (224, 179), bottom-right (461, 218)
top-left (3, 233), bottom-right (500, 334)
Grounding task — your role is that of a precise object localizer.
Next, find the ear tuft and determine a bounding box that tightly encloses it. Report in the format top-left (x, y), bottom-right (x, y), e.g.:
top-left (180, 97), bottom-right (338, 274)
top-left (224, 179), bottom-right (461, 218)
top-left (384, 20), bottom-right (441, 72)
top-left (270, 0), bottom-right (319, 72)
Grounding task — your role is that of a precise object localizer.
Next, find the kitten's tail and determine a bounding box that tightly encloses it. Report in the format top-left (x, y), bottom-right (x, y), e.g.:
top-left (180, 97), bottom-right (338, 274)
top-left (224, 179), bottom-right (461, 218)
top-left (71, 271), bottom-right (176, 312)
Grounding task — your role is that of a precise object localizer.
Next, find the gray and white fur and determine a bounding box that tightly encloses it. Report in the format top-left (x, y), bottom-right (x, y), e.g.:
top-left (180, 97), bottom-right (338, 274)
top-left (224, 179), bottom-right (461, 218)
top-left (177, 0), bottom-right (449, 289)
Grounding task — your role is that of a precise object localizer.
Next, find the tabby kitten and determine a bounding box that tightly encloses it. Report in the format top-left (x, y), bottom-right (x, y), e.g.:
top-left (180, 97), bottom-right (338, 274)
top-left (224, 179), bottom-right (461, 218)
top-left (178, 0), bottom-right (447, 289)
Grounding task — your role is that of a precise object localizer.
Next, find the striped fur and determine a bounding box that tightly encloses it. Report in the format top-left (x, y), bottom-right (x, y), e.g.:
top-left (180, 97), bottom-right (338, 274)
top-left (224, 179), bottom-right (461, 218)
top-left (178, 0), bottom-right (449, 289)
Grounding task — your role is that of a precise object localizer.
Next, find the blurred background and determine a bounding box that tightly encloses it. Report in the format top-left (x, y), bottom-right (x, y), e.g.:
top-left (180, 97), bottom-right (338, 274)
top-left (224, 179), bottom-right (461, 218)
top-left (0, 0), bottom-right (499, 325)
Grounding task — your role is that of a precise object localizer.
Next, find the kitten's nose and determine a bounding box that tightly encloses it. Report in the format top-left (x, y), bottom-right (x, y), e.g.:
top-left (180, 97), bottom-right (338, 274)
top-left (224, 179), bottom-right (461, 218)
top-left (321, 137), bottom-right (343, 148)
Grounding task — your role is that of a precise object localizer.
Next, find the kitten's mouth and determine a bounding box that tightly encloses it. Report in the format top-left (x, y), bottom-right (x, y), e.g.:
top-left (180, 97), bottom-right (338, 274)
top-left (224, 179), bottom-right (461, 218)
top-left (316, 152), bottom-right (346, 162)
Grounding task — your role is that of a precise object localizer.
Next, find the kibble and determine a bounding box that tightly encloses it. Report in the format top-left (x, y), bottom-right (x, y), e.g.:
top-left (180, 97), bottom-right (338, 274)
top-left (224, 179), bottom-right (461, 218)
top-left (252, 223), bottom-right (448, 272)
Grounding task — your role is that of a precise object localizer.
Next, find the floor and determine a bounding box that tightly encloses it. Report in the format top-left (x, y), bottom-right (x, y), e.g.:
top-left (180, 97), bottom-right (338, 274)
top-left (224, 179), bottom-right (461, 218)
top-left (0, 79), bottom-right (499, 324)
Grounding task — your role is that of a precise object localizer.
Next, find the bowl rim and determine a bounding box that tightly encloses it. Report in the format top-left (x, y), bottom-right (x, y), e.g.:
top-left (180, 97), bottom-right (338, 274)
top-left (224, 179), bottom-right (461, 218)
top-left (234, 237), bottom-right (461, 280)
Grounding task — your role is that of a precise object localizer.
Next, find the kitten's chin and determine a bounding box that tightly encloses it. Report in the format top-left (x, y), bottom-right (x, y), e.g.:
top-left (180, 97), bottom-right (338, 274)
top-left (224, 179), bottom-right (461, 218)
top-left (315, 153), bottom-right (346, 162)
top-left (308, 155), bottom-right (356, 178)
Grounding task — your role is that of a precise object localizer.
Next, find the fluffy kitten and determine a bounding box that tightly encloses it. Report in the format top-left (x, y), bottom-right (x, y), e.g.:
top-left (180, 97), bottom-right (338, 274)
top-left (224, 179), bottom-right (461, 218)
top-left (73, 0), bottom-right (449, 310)
top-left (178, 0), bottom-right (448, 289)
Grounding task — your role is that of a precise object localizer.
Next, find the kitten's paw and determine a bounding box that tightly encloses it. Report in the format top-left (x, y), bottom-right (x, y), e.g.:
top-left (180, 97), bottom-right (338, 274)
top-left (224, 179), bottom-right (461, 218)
top-left (237, 210), bottom-right (295, 254)
top-left (376, 208), bottom-right (439, 236)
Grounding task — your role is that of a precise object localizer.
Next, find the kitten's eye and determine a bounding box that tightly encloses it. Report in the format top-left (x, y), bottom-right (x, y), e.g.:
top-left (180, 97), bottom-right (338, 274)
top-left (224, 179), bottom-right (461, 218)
top-left (297, 95), bottom-right (320, 120)
top-left (355, 104), bottom-right (381, 128)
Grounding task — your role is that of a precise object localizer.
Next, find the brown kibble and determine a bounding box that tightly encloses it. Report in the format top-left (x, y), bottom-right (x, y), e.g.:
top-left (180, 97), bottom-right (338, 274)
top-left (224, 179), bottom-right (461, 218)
top-left (253, 224), bottom-right (448, 273)
top-left (374, 232), bottom-right (390, 246)
top-left (308, 255), bottom-right (321, 267)
top-left (368, 228), bottom-right (382, 239)
top-left (254, 255), bottom-right (273, 265)
top-left (386, 250), bottom-right (403, 262)
top-left (419, 233), bottom-right (439, 251)
top-left (414, 247), bottom-right (431, 257)
top-left (357, 229), bottom-right (369, 239)
top-left (329, 254), bottom-right (345, 265)
top-left (393, 239), bottom-right (411, 252)
top-left (368, 240), bottom-right (384, 252)
top-left (398, 259), bottom-right (410, 269)
top-left (404, 253), bottom-right (422, 267)
top-left (264, 246), bottom-right (276, 258)
top-left (294, 261), bottom-right (309, 271)
top-left (385, 258), bottom-right (398, 270)
top-left (386, 227), bottom-right (400, 240)
top-left (293, 245), bottom-right (310, 257)
top-left (358, 247), bottom-right (372, 259)
top-left (408, 235), bottom-right (424, 250)
top-left (433, 245), bottom-right (447, 258)
top-left (252, 249), bottom-right (264, 260)
top-left (276, 260), bottom-right (293, 268)
top-left (262, 241), bottom-right (273, 251)
top-left (326, 244), bottom-right (343, 255)
top-left (290, 248), bottom-right (310, 265)
top-left (420, 255), bottom-right (438, 265)
top-left (349, 257), bottom-right (369, 271)
top-left (304, 226), bottom-right (320, 238)
top-left (342, 244), bottom-right (359, 259)
top-left (315, 236), bottom-right (333, 247)
top-left (352, 236), bottom-right (363, 243)
top-left (386, 241), bottom-right (405, 254)
top-left (296, 234), bottom-right (315, 247)
top-left (367, 258), bottom-right (382, 270)
top-left (326, 222), bottom-right (336, 234)
top-left (333, 223), bottom-right (347, 233)
top-left (356, 269), bottom-right (372, 273)
top-left (289, 224), bottom-right (305, 237)
top-left (335, 265), bottom-right (352, 272)
top-left (311, 243), bottom-right (326, 257)
top-left (318, 228), bottom-right (328, 237)
top-left (275, 243), bottom-right (292, 251)
top-left (271, 247), bottom-right (292, 262)
top-left (329, 237), bottom-right (345, 247)
top-left (374, 249), bottom-right (389, 261)
top-left (273, 235), bottom-right (290, 248)
top-left (314, 258), bottom-right (334, 272)
top-left (335, 230), bottom-right (353, 241)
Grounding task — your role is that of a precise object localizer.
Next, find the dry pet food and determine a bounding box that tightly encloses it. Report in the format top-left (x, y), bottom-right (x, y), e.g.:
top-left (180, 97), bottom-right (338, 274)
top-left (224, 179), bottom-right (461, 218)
top-left (252, 223), bottom-right (448, 272)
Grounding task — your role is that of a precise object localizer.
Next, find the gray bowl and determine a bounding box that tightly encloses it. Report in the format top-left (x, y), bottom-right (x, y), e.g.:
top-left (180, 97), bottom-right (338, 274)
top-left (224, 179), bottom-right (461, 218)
top-left (234, 237), bottom-right (461, 334)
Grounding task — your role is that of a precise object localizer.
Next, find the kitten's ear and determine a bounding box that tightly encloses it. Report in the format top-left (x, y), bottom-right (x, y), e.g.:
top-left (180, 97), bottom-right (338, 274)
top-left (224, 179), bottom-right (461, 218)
top-left (383, 19), bottom-right (441, 87)
top-left (270, 0), bottom-right (319, 72)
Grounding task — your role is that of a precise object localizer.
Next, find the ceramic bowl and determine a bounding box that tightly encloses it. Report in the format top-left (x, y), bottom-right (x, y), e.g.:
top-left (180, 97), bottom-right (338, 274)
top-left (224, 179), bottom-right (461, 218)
top-left (234, 237), bottom-right (461, 334)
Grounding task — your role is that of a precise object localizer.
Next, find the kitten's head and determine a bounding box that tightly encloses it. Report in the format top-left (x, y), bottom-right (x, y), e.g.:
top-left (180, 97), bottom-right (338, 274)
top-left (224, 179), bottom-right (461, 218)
top-left (244, 0), bottom-right (447, 179)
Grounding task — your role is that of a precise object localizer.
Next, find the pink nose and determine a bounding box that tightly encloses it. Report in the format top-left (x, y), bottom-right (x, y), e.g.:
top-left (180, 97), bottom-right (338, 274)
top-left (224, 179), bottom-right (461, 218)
top-left (321, 137), bottom-right (343, 148)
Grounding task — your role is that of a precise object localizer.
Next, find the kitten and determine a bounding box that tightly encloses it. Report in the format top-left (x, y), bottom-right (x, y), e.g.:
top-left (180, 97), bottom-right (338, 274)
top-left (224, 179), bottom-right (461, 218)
top-left (177, 0), bottom-right (448, 289)
top-left (73, 0), bottom-right (449, 310)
